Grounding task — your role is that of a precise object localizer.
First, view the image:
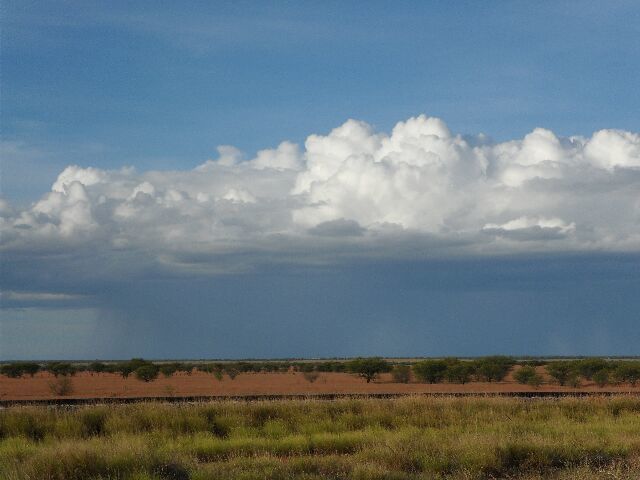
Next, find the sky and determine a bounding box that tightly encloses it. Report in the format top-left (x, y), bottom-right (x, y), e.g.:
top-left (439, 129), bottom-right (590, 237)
top-left (1, 1), bottom-right (639, 359)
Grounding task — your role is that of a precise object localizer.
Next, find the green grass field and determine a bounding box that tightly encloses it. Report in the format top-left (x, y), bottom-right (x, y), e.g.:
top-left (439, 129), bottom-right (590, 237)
top-left (1, 396), bottom-right (640, 479)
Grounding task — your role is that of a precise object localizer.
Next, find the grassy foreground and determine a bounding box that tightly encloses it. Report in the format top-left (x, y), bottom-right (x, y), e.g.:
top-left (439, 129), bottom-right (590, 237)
top-left (1, 396), bottom-right (640, 479)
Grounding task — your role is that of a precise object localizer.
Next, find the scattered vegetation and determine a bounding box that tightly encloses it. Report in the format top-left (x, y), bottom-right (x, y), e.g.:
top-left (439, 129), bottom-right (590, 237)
top-left (513, 366), bottom-right (543, 388)
top-left (88, 361), bottom-right (107, 374)
top-left (135, 364), bottom-right (160, 383)
top-left (2, 357), bottom-right (640, 388)
top-left (391, 364), bottom-right (411, 383)
top-left (302, 371), bottom-right (320, 383)
top-left (545, 361), bottom-right (575, 386)
top-left (445, 362), bottom-right (475, 384)
top-left (225, 368), bottom-right (239, 380)
top-left (614, 363), bottom-right (640, 386)
top-left (474, 356), bottom-right (516, 382)
top-left (0, 362), bottom-right (40, 378)
top-left (46, 362), bottom-right (78, 377)
top-left (347, 357), bottom-right (392, 383)
top-left (412, 359), bottom-right (448, 383)
top-left (47, 376), bottom-right (74, 396)
top-left (1, 396), bottom-right (640, 479)
top-left (593, 369), bottom-right (609, 388)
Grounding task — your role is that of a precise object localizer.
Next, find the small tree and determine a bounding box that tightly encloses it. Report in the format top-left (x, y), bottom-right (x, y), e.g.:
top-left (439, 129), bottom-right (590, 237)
top-left (134, 364), bottom-right (159, 382)
top-left (348, 358), bottom-right (391, 383)
top-left (593, 369), bottom-right (609, 388)
top-left (2, 364), bottom-right (20, 378)
top-left (528, 372), bottom-right (543, 388)
top-left (47, 362), bottom-right (77, 377)
top-left (300, 363), bottom-right (316, 373)
top-left (159, 364), bottom-right (179, 378)
top-left (48, 376), bottom-right (74, 396)
top-left (514, 366), bottom-right (543, 388)
top-left (412, 360), bottom-right (447, 383)
top-left (118, 363), bottom-right (134, 379)
top-left (179, 363), bottom-right (195, 375)
top-left (391, 365), bottom-right (411, 384)
top-left (575, 358), bottom-right (609, 380)
top-left (0, 363), bottom-right (40, 378)
top-left (88, 362), bottom-right (106, 374)
top-left (196, 363), bottom-right (214, 374)
top-left (225, 367), bottom-right (240, 380)
top-left (473, 356), bottom-right (515, 382)
top-left (21, 362), bottom-right (41, 377)
top-left (567, 372), bottom-right (581, 388)
top-left (612, 362), bottom-right (640, 386)
top-left (303, 371), bottom-right (320, 383)
top-left (118, 358), bottom-right (151, 379)
top-left (546, 362), bottom-right (575, 386)
top-left (444, 363), bottom-right (474, 384)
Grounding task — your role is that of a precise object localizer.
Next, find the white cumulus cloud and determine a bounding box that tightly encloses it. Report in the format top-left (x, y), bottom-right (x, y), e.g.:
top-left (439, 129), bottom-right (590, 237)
top-left (1, 115), bottom-right (639, 272)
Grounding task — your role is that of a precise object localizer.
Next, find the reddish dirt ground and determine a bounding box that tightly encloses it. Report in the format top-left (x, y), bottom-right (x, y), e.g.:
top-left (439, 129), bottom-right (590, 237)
top-left (1, 367), bottom-right (639, 401)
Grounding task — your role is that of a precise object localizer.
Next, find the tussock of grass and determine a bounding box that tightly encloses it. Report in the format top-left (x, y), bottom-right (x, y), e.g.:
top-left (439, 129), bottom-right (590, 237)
top-left (1, 396), bottom-right (640, 479)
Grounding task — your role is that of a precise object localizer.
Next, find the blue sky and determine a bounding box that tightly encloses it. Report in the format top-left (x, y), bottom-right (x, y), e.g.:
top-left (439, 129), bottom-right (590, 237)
top-left (4, 1), bottom-right (639, 201)
top-left (1, 1), bottom-right (639, 359)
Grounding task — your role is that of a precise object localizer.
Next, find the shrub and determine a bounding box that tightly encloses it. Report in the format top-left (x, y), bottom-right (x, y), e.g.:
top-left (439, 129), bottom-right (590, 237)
top-left (391, 365), bottom-right (411, 383)
top-left (575, 358), bottom-right (609, 380)
top-left (196, 363), bottom-right (214, 374)
top-left (519, 360), bottom-right (547, 367)
top-left (412, 360), bottom-right (447, 383)
top-left (473, 356), bottom-right (515, 382)
top-left (261, 363), bottom-right (276, 372)
top-left (302, 371), bottom-right (320, 383)
top-left (22, 362), bottom-right (41, 377)
top-left (80, 408), bottom-right (108, 436)
top-left (528, 373), bottom-right (543, 388)
top-left (593, 369), bottom-right (609, 387)
top-left (1, 362), bottom-right (40, 378)
top-left (102, 363), bottom-right (119, 374)
top-left (160, 364), bottom-right (179, 377)
top-left (514, 366), bottom-right (543, 387)
top-left (546, 361), bottom-right (576, 386)
top-left (117, 358), bottom-right (152, 379)
top-left (347, 357), bottom-right (391, 383)
top-left (316, 361), bottom-right (344, 372)
top-left (237, 362), bottom-right (257, 373)
top-left (46, 362), bottom-right (77, 377)
top-left (567, 372), bottom-right (582, 388)
top-left (177, 363), bottom-right (195, 375)
top-left (1, 363), bottom-right (24, 378)
top-left (612, 362), bottom-right (640, 386)
top-left (48, 376), bottom-right (74, 396)
top-left (213, 369), bottom-right (224, 381)
top-left (444, 363), bottom-right (474, 384)
top-left (88, 362), bottom-right (106, 373)
top-left (225, 367), bottom-right (240, 380)
top-left (152, 462), bottom-right (190, 480)
top-left (135, 365), bottom-right (159, 382)
top-left (117, 363), bottom-right (134, 378)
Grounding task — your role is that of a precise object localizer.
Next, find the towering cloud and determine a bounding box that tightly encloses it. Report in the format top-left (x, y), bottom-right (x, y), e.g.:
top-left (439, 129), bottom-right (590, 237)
top-left (2, 115), bottom-right (640, 274)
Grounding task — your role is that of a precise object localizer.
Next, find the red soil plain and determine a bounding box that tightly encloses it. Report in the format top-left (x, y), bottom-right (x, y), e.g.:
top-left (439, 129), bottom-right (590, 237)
top-left (1, 367), bottom-right (639, 401)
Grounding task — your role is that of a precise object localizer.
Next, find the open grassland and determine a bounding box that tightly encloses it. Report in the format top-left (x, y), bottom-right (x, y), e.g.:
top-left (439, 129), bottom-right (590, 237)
top-left (1, 396), bottom-right (640, 479)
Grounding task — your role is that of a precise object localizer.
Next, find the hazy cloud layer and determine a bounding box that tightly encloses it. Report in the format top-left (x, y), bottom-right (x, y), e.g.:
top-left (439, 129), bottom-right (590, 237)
top-left (2, 115), bottom-right (640, 279)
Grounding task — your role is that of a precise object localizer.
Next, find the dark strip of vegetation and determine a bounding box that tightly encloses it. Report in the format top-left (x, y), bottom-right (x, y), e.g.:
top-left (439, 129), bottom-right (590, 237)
top-left (2, 357), bottom-right (639, 388)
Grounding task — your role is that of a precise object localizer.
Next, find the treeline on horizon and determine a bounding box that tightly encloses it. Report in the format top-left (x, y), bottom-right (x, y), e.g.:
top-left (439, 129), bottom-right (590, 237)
top-left (2, 356), bottom-right (640, 388)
